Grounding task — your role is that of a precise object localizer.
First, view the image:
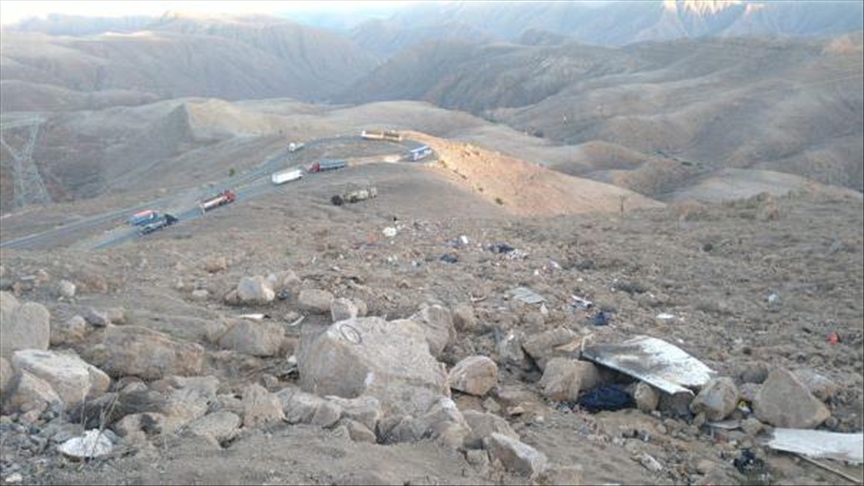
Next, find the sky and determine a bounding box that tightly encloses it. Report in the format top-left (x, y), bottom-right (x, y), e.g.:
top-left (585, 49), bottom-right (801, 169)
top-left (0, 0), bottom-right (417, 25)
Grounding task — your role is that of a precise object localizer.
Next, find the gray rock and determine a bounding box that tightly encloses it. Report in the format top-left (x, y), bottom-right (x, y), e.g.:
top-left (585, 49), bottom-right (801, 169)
top-left (466, 448), bottom-right (490, 471)
top-left (311, 401), bottom-right (343, 428)
top-left (462, 410), bottom-right (518, 449)
top-left (57, 280), bottom-right (76, 299)
top-left (191, 289), bottom-right (210, 300)
top-left (236, 276), bottom-right (275, 304)
top-left (0, 357), bottom-right (12, 396)
top-left (485, 432), bottom-right (548, 478)
top-left (298, 289), bottom-right (334, 314)
top-left (739, 383), bottom-right (761, 403)
top-left (50, 315), bottom-right (88, 346)
top-left (538, 358), bottom-right (600, 402)
top-left (2, 370), bottom-right (61, 414)
top-left (276, 386), bottom-right (325, 424)
top-left (325, 395), bottom-right (382, 431)
top-left (217, 319), bottom-right (284, 357)
top-left (83, 326), bottom-right (205, 380)
top-left (160, 388), bottom-right (211, 433)
top-left (741, 417), bottom-right (765, 437)
top-left (448, 356), bottom-right (498, 396)
top-left (58, 430), bottom-right (113, 459)
top-left (298, 317), bottom-right (449, 417)
top-left (538, 465), bottom-right (584, 486)
top-left (521, 327), bottom-right (578, 371)
top-left (330, 298), bottom-right (358, 323)
top-left (740, 361), bottom-right (771, 384)
top-left (792, 368), bottom-right (839, 402)
top-left (84, 308), bottom-right (111, 327)
top-left (417, 397), bottom-right (471, 447)
top-left (11, 349), bottom-right (110, 407)
top-left (343, 419), bottom-right (377, 443)
top-left (658, 391), bottom-right (694, 418)
top-left (105, 307), bottom-right (126, 325)
top-left (241, 384), bottom-right (284, 428)
top-left (690, 377), bottom-right (738, 421)
top-left (1, 300), bottom-right (50, 358)
top-left (634, 382), bottom-right (660, 413)
top-left (452, 304), bottom-right (477, 332)
top-left (409, 304), bottom-right (456, 358)
top-left (387, 416), bottom-right (426, 444)
top-left (185, 411), bottom-right (241, 444)
top-left (754, 368), bottom-right (830, 429)
top-left (203, 256), bottom-right (228, 273)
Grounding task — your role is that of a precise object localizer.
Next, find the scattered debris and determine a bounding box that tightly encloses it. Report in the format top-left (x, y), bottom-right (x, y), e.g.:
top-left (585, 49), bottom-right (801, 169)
top-left (581, 335), bottom-right (715, 395)
top-left (587, 311), bottom-right (612, 326)
top-left (828, 331), bottom-right (840, 345)
top-left (733, 448), bottom-right (767, 476)
top-left (382, 227), bottom-right (398, 238)
top-left (447, 235), bottom-right (470, 248)
top-left (508, 287), bottom-right (546, 305)
top-left (439, 253), bottom-right (459, 264)
top-left (767, 292), bottom-right (780, 311)
top-left (570, 294), bottom-right (593, 310)
top-left (766, 428), bottom-right (864, 464)
top-left (237, 313), bottom-right (270, 321)
top-left (488, 243), bottom-right (514, 254)
top-left (576, 385), bottom-right (634, 413)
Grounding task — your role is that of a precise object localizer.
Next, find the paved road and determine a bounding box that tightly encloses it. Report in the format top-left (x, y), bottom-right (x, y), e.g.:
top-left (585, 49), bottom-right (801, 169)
top-left (2, 135), bottom-right (431, 251)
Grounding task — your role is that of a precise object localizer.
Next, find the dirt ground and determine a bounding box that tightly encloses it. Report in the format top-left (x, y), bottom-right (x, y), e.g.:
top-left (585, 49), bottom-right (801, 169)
top-left (1, 172), bottom-right (862, 485)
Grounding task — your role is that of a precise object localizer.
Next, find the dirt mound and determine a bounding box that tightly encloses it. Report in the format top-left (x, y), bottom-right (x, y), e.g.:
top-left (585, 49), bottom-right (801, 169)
top-left (668, 168), bottom-right (864, 203)
top-left (407, 131), bottom-right (664, 216)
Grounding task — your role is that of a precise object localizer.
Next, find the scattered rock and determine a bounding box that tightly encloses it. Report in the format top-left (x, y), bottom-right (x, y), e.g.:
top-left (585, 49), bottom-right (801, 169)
top-left (325, 395), bottom-right (382, 431)
top-left (217, 319), bottom-right (284, 357)
top-left (84, 326), bottom-right (205, 380)
top-left (386, 415), bottom-right (426, 444)
top-left (741, 417), bottom-right (765, 436)
top-left (311, 401), bottom-right (343, 428)
top-left (792, 368), bottom-right (839, 402)
top-left (634, 382), bottom-right (660, 413)
top-left (538, 465), bottom-right (583, 486)
top-left (638, 453), bottom-right (663, 472)
top-left (343, 419), bottom-right (377, 443)
top-left (690, 377), bottom-right (739, 421)
top-left (754, 368), bottom-right (830, 429)
top-left (485, 432), bottom-right (548, 478)
top-left (277, 386), bottom-right (326, 424)
top-left (1, 299), bottom-right (50, 358)
top-left (191, 289), bottom-right (210, 300)
top-left (448, 356), bottom-right (498, 396)
top-left (57, 280), bottom-right (76, 299)
top-left (105, 307), bottom-right (126, 324)
top-left (298, 317), bottom-right (449, 417)
top-left (0, 357), bottom-right (12, 395)
top-left (521, 327), bottom-right (579, 371)
top-left (539, 358), bottom-right (600, 402)
top-left (658, 391), bottom-right (694, 418)
top-left (50, 315), bottom-right (89, 346)
top-left (203, 256), bottom-right (228, 273)
top-left (57, 430), bottom-right (113, 459)
top-left (331, 298), bottom-right (358, 323)
top-left (84, 308), bottom-right (111, 327)
top-left (235, 276), bottom-right (275, 304)
top-left (298, 289), bottom-right (334, 314)
top-left (10, 349), bottom-right (110, 407)
top-left (2, 370), bottom-right (62, 414)
top-left (418, 397), bottom-right (471, 448)
top-left (462, 410), bottom-right (519, 449)
top-left (185, 411), bottom-right (241, 444)
top-left (740, 361), bottom-right (771, 384)
top-left (409, 304), bottom-right (456, 358)
top-left (241, 384), bottom-right (285, 428)
top-left (452, 304), bottom-right (476, 332)
top-left (465, 449), bottom-right (490, 471)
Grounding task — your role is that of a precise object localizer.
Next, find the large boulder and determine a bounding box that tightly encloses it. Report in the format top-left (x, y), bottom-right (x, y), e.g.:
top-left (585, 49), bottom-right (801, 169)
top-left (409, 304), bottom-right (456, 358)
top-left (235, 276), bottom-right (275, 304)
top-left (298, 317), bottom-right (449, 417)
top-left (690, 377), bottom-right (739, 421)
top-left (84, 326), bottom-right (205, 380)
top-left (538, 358), bottom-right (600, 402)
top-left (10, 349), bottom-right (110, 407)
top-left (217, 319), bottom-right (284, 357)
top-left (185, 411), bottom-right (241, 445)
top-left (793, 368), bottom-right (840, 402)
top-left (448, 356), bottom-right (498, 396)
top-left (462, 410), bottom-right (519, 449)
top-left (325, 395), bottom-right (382, 431)
top-left (485, 432), bottom-right (548, 478)
top-left (331, 298), bottom-right (359, 323)
top-left (754, 368), bottom-right (830, 429)
top-left (2, 370), bottom-right (61, 414)
top-left (1, 296), bottom-right (50, 358)
top-left (521, 328), bottom-right (579, 371)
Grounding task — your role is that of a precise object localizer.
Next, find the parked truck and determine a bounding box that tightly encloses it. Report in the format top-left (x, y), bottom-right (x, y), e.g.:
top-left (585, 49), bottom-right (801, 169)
top-left (308, 160), bottom-right (347, 173)
top-left (271, 168), bottom-right (304, 185)
top-left (199, 189), bottom-right (237, 213)
top-left (139, 213), bottom-right (179, 235)
top-left (361, 130), bottom-right (403, 142)
top-left (288, 142), bottom-right (305, 153)
top-left (407, 145), bottom-right (432, 161)
top-left (127, 209), bottom-right (160, 226)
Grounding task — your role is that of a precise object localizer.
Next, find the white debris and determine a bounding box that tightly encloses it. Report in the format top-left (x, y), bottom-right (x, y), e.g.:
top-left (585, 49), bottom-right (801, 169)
top-left (382, 227), bottom-right (398, 238)
top-left (57, 430), bottom-right (113, 459)
top-left (767, 428), bottom-right (864, 464)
